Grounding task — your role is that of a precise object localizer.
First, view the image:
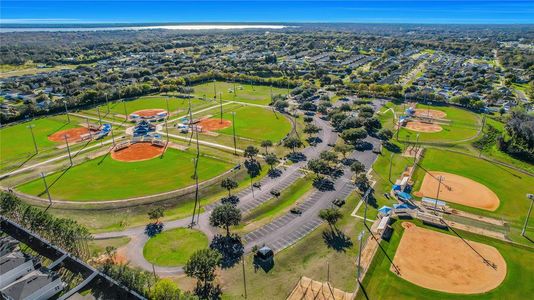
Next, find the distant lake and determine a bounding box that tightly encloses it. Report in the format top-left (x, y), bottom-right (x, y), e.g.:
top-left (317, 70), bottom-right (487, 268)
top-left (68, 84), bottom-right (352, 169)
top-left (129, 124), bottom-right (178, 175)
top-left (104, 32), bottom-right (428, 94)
top-left (0, 24), bottom-right (288, 33)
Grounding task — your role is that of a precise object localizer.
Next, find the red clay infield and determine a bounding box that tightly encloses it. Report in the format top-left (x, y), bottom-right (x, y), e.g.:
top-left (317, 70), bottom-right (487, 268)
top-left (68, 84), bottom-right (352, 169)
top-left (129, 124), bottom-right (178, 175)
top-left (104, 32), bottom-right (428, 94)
top-left (111, 143), bottom-right (165, 162)
top-left (131, 109), bottom-right (167, 117)
top-left (48, 127), bottom-right (92, 143)
top-left (198, 118), bottom-right (232, 131)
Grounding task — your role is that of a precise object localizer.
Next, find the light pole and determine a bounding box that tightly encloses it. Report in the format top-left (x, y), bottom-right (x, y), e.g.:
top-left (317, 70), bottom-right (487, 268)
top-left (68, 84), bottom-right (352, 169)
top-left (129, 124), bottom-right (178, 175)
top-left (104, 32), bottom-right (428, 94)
top-left (27, 124), bottom-right (38, 154)
top-left (388, 153), bottom-right (394, 183)
top-left (231, 112), bottom-right (237, 155)
top-left (219, 92), bottom-right (223, 124)
top-left (357, 230), bottom-right (365, 281)
top-left (41, 172), bottom-right (52, 211)
top-left (110, 126), bottom-right (116, 146)
top-left (63, 134), bottom-right (73, 166)
top-left (97, 106), bottom-right (102, 126)
top-left (63, 101), bottom-right (70, 123)
top-left (105, 93), bottom-right (110, 113)
top-left (242, 256), bottom-right (247, 299)
top-left (165, 96), bottom-right (171, 151)
top-left (434, 175), bottom-right (444, 214)
top-left (522, 194), bottom-right (534, 237)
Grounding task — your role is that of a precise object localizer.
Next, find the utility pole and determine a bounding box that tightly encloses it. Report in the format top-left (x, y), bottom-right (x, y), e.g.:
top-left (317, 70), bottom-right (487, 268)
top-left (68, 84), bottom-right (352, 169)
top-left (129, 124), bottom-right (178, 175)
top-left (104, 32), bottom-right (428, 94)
top-left (357, 230), bottom-right (365, 281)
top-left (41, 172), bottom-right (52, 211)
top-left (242, 257), bottom-right (247, 299)
top-left (63, 101), bottom-right (70, 123)
top-left (522, 194), bottom-right (534, 237)
top-left (27, 125), bottom-right (38, 154)
top-left (434, 176), bottom-right (444, 214)
top-left (219, 92), bottom-right (223, 124)
top-left (63, 134), bottom-right (73, 166)
top-left (97, 106), bottom-right (102, 126)
top-left (232, 112), bottom-right (237, 155)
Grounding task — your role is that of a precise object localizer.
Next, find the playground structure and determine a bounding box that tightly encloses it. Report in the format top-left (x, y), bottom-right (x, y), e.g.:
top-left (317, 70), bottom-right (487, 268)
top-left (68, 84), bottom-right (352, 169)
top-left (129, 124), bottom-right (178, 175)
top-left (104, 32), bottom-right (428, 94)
top-left (129, 109), bottom-right (168, 122)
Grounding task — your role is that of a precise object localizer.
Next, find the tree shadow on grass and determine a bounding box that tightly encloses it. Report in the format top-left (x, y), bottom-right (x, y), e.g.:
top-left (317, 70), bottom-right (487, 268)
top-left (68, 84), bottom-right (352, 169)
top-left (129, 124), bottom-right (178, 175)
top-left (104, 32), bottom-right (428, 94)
top-left (322, 228), bottom-right (353, 252)
top-left (210, 234), bottom-right (244, 269)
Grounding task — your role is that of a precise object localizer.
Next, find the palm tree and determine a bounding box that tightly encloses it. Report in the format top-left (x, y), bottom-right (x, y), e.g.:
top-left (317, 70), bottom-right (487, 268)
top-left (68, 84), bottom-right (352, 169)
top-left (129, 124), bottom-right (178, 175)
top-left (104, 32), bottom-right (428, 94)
top-left (319, 208), bottom-right (343, 231)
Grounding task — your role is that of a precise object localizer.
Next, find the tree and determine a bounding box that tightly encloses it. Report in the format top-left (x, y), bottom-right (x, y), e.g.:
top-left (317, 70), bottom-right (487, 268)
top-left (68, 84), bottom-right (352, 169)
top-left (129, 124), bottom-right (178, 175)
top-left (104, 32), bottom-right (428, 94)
top-left (221, 178), bottom-right (238, 197)
top-left (341, 128), bottom-right (368, 145)
top-left (303, 116), bottom-right (314, 123)
top-left (350, 160), bottom-right (365, 174)
top-left (184, 249), bottom-right (222, 299)
top-left (209, 203), bottom-right (241, 236)
top-left (283, 136), bottom-right (303, 153)
top-left (377, 128), bottom-right (393, 141)
top-left (264, 153), bottom-right (279, 170)
top-left (148, 207), bottom-right (164, 223)
top-left (307, 159), bottom-right (330, 178)
top-left (319, 208), bottom-right (343, 230)
top-left (244, 145), bottom-right (259, 161)
top-left (274, 100), bottom-right (288, 111)
top-left (260, 140), bottom-right (273, 154)
top-left (334, 143), bottom-right (353, 159)
top-left (354, 173), bottom-right (370, 191)
top-left (303, 123), bottom-right (321, 140)
top-left (319, 151), bottom-right (338, 164)
top-left (150, 279), bottom-right (191, 300)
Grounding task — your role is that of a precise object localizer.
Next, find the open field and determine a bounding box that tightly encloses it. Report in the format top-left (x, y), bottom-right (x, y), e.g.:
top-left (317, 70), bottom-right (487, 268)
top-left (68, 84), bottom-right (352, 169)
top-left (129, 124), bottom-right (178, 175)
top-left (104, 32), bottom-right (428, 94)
top-left (358, 220), bottom-right (534, 299)
top-left (0, 63), bottom-right (80, 79)
top-left (412, 149), bottom-right (534, 224)
top-left (88, 237), bottom-right (131, 258)
top-left (143, 228), bottom-right (208, 267)
top-left (16, 148), bottom-right (234, 201)
top-left (192, 81), bottom-right (287, 105)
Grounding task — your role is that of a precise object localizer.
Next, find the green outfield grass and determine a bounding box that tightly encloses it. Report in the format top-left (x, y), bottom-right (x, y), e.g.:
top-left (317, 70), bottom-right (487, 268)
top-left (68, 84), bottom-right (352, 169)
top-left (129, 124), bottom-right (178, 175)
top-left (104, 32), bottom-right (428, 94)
top-left (358, 220), bottom-right (534, 300)
top-left (16, 148), bottom-right (234, 201)
top-left (413, 148), bottom-right (534, 226)
top-left (85, 95), bottom-right (210, 118)
top-left (193, 81), bottom-right (287, 105)
top-left (143, 228), bottom-right (208, 267)
top-left (0, 114), bottom-right (85, 162)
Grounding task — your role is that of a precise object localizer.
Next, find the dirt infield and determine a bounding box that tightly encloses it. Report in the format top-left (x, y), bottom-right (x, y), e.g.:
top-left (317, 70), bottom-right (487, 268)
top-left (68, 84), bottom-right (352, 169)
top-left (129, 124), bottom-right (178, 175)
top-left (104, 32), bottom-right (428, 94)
top-left (415, 171), bottom-right (500, 211)
top-left (48, 127), bottom-right (92, 143)
top-left (131, 109), bottom-right (167, 117)
top-left (414, 108), bottom-right (447, 119)
top-left (111, 142), bottom-right (165, 162)
top-left (198, 118), bottom-right (232, 131)
top-left (393, 223), bottom-right (506, 294)
top-left (405, 120), bottom-right (443, 133)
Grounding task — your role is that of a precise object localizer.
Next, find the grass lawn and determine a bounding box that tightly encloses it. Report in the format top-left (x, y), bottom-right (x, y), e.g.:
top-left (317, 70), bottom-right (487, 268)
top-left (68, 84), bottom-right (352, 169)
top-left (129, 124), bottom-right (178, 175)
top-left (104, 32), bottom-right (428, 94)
top-left (84, 95), bottom-right (210, 118)
top-left (88, 237), bottom-right (131, 257)
top-left (143, 228), bottom-right (208, 267)
top-left (241, 176), bottom-right (313, 227)
top-left (16, 148), bottom-right (233, 201)
top-left (193, 81), bottom-right (287, 105)
top-left (0, 114), bottom-right (84, 162)
top-left (219, 191), bottom-right (364, 299)
top-left (412, 148), bottom-right (534, 227)
top-left (358, 220), bottom-right (534, 300)
top-left (398, 104), bottom-right (481, 143)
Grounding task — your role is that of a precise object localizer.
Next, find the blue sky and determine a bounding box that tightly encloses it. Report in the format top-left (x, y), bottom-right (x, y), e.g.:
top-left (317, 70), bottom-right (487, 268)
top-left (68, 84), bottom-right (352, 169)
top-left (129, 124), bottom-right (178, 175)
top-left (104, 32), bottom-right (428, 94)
top-left (1, 1), bottom-right (533, 24)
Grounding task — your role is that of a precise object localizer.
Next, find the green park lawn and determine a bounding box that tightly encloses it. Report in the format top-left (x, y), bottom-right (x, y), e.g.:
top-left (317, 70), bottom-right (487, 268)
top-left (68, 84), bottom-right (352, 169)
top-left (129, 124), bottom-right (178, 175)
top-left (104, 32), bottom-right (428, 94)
top-left (17, 148), bottom-right (233, 201)
top-left (143, 228), bottom-right (208, 267)
top-left (0, 114), bottom-right (81, 162)
top-left (399, 104), bottom-right (481, 143)
top-left (412, 148), bottom-right (534, 226)
top-left (193, 81), bottom-right (287, 105)
top-left (208, 104), bottom-right (292, 142)
top-left (358, 220), bottom-right (534, 300)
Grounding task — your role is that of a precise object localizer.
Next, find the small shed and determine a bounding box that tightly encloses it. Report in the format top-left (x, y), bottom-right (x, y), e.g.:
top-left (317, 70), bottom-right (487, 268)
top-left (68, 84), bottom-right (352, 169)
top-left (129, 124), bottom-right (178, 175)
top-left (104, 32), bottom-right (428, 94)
top-left (256, 246), bottom-right (274, 262)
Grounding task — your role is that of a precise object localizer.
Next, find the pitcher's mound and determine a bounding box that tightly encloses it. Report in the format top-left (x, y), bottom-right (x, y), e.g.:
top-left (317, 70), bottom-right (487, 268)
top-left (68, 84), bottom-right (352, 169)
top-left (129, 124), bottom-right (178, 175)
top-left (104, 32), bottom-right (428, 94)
top-left (111, 143), bottom-right (165, 162)
top-left (198, 118), bottom-right (232, 131)
top-left (416, 171), bottom-right (500, 211)
top-left (49, 127), bottom-right (92, 143)
top-left (405, 120), bottom-right (442, 133)
top-left (393, 223), bottom-right (506, 294)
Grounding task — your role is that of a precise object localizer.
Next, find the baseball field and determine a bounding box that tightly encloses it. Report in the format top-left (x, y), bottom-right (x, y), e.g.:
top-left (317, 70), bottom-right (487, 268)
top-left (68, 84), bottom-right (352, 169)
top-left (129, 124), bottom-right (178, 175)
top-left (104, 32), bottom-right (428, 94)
top-left (358, 220), bottom-right (534, 299)
top-left (16, 148), bottom-right (234, 201)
